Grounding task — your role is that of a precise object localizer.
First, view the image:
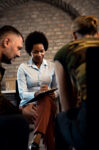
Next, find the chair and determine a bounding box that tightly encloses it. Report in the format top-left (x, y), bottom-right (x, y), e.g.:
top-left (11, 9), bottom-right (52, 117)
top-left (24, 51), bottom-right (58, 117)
top-left (15, 80), bottom-right (21, 107)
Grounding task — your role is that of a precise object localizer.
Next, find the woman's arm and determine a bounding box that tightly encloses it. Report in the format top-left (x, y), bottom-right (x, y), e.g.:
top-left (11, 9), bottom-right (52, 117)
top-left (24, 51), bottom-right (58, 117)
top-left (17, 65), bottom-right (35, 105)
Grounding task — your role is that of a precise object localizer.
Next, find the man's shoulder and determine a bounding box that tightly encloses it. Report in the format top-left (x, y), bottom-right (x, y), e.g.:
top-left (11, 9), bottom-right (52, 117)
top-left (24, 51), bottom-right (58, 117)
top-left (54, 43), bottom-right (70, 61)
top-left (69, 37), bottom-right (99, 47)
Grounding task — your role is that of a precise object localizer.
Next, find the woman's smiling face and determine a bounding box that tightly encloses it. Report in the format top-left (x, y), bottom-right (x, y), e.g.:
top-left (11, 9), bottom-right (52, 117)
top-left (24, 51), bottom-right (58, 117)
top-left (32, 43), bottom-right (45, 66)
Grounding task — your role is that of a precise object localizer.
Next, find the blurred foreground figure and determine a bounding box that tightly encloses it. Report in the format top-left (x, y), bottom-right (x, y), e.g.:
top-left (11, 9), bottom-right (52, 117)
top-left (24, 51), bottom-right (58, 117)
top-left (54, 16), bottom-right (99, 150)
top-left (0, 25), bottom-right (38, 150)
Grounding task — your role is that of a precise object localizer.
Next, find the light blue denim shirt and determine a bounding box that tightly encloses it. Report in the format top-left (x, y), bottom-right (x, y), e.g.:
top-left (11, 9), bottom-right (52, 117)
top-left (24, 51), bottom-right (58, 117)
top-left (17, 58), bottom-right (58, 106)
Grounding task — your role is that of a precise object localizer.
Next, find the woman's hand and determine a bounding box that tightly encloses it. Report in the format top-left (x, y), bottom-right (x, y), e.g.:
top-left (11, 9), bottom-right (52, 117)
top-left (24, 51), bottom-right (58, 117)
top-left (40, 84), bottom-right (48, 92)
top-left (34, 84), bottom-right (48, 97)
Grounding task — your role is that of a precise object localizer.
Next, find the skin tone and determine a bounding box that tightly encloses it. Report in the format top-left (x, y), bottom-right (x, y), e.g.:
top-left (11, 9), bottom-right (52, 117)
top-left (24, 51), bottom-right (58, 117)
top-left (20, 104), bottom-right (38, 123)
top-left (94, 32), bottom-right (99, 37)
top-left (0, 34), bottom-right (23, 64)
top-left (31, 43), bottom-right (45, 68)
top-left (0, 33), bottom-right (38, 123)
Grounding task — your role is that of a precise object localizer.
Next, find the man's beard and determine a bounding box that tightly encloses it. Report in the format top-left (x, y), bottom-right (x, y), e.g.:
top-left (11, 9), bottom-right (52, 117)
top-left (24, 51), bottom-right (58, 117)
top-left (2, 54), bottom-right (11, 64)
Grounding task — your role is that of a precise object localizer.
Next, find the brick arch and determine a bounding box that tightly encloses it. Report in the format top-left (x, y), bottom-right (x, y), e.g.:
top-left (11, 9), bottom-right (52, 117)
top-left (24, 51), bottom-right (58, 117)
top-left (0, 0), bottom-right (80, 18)
top-left (34, 0), bottom-right (99, 18)
top-left (0, 0), bottom-right (28, 17)
top-left (34, 0), bottom-right (80, 18)
top-left (1, 0), bottom-right (99, 19)
top-left (0, 0), bottom-right (99, 18)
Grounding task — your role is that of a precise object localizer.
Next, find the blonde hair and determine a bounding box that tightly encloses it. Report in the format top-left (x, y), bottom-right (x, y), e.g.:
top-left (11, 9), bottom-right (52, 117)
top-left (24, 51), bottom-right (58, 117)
top-left (71, 16), bottom-right (98, 35)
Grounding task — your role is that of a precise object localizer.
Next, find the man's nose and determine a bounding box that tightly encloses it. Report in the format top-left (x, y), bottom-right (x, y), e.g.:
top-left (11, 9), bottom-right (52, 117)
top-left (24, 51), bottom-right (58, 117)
top-left (16, 51), bottom-right (21, 57)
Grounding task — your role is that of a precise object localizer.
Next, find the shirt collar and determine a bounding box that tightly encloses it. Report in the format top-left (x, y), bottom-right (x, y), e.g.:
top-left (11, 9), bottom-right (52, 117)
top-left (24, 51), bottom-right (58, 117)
top-left (27, 58), bottom-right (48, 68)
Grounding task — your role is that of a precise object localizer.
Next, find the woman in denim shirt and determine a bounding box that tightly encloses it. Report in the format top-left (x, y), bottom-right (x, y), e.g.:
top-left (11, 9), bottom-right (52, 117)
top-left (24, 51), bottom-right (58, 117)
top-left (17, 31), bottom-right (58, 150)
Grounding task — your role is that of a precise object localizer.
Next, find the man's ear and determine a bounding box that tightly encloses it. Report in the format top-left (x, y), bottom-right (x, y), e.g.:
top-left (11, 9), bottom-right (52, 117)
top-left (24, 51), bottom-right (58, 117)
top-left (2, 38), bottom-right (10, 48)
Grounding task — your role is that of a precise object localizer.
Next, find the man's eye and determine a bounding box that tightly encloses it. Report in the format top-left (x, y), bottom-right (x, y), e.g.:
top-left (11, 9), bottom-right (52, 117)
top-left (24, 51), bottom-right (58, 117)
top-left (40, 50), bottom-right (44, 53)
top-left (18, 47), bottom-right (22, 50)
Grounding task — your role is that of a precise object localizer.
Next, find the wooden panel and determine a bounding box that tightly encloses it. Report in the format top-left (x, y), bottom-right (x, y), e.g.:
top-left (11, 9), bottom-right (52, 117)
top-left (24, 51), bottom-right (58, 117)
top-left (5, 77), bottom-right (17, 91)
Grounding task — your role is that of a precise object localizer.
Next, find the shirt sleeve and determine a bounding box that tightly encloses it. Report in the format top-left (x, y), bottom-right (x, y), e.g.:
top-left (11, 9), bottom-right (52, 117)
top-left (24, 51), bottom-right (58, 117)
top-left (17, 64), bottom-right (35, 105)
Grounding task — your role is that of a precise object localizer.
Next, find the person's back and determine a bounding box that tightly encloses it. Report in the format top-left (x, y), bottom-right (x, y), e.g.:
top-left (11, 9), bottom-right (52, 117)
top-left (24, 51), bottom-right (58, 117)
top-left (54, 16), bottom-right (99, 150)
top-left (55, 37), bottom-right (99, 101)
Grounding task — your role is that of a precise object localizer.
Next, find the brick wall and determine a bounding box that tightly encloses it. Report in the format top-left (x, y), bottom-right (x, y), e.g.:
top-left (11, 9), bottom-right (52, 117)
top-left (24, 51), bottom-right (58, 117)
top-left (0, 0), bottom-right (99, 90)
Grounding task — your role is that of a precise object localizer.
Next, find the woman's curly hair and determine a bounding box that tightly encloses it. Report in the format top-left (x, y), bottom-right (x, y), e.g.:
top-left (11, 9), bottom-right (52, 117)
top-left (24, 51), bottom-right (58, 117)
top-left (25, 31), bottom-right (48, 56)
top-left (71, 16), bottom-right (98, 35)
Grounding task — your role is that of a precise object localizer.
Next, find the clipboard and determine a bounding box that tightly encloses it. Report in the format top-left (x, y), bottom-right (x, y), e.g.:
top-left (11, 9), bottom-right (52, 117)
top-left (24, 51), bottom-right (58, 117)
top-left (26, 88), bottom-right (58, 104)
